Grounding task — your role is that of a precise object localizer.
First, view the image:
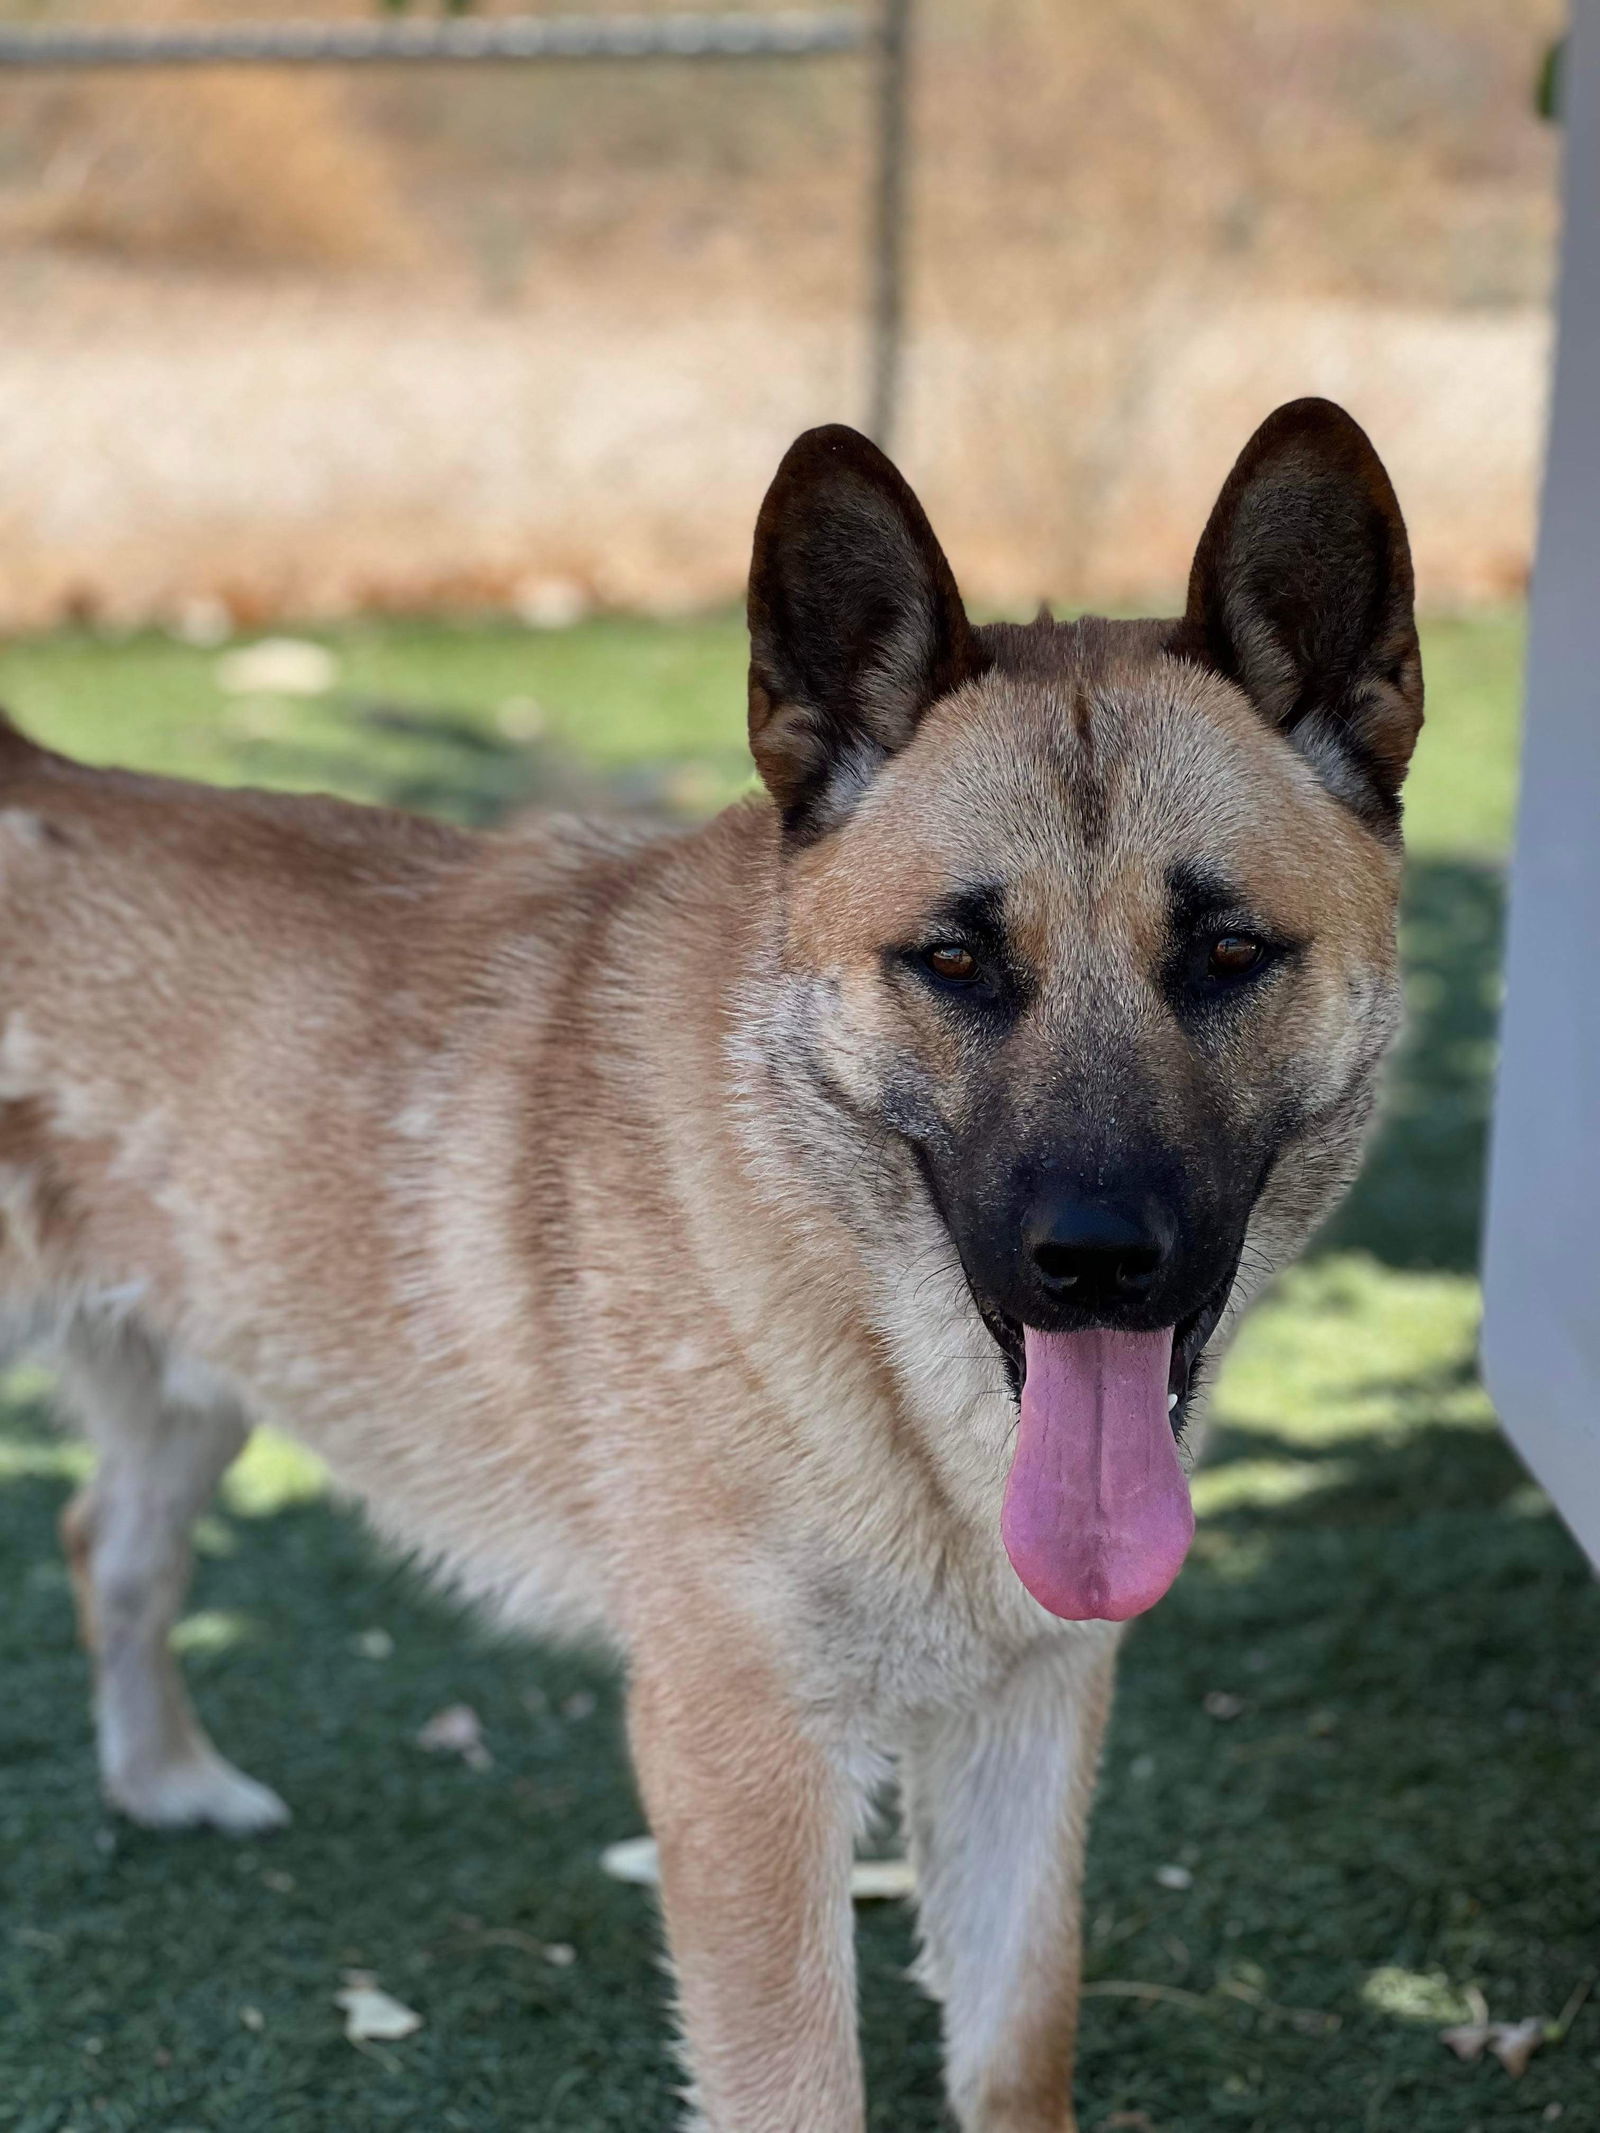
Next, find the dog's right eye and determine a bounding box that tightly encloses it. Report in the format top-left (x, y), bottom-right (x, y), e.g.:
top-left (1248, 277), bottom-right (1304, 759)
top-left (923, 943), bottom-right (980, 984)
top-left (1206, 933), bottom-right (1266, 979)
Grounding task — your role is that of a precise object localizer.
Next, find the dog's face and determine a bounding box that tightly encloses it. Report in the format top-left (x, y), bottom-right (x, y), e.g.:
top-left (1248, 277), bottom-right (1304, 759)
top-left (744, 404), bottom-right (1422, 1618)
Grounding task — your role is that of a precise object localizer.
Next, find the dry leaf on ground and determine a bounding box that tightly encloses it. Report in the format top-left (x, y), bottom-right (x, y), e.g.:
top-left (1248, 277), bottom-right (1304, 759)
top-left (335, 1971), bottom-right (422, 2044)
top-left (1440, 2013), bottom-right (1549, 2077)
top-left (1491, 2018), bottom-right (1550, 2079)
top-left (416, 1703), bottom-right (491, 1771)
top-left (1442, 2020), bottom-right (1493, 2061)
top-left (599, 1835), bottom-right (916, 1902)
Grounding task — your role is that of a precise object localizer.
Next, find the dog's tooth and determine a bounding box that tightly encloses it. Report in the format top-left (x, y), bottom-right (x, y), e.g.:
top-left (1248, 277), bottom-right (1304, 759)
top-left (1167, 1393), bottom-right (1179, 1412)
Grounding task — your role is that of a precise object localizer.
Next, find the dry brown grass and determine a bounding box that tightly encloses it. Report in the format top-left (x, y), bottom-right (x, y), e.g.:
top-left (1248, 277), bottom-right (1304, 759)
top-left (0, 0), bottom-right (1565, 618)
top-left (15, 71), bottom-right (421, 268)
top-left (0, 0), bottom-right (420, 270)
top-left (0, 0), bottom-right (1562, 296)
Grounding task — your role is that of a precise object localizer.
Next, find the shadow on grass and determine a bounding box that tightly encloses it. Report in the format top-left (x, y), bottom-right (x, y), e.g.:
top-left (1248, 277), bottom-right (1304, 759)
top-left (1316, 857), bottom-right (1504, 1276)
top-left (1201, 1416), bottom-right (1527, 1529)
top-left (235, 697), bottom-right (568, 827)
top-left (1079, 1404), bottom-right (1600, 2133)
top-left (236, 696), bottom-right (704, 829)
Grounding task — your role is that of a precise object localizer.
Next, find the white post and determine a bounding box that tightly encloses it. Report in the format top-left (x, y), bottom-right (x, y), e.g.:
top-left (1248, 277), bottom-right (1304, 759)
top-left (1481, 2), bottom-right (1600, 1569)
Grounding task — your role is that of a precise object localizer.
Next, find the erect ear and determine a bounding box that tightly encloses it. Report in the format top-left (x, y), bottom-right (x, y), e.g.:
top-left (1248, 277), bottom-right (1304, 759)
top-left (1175, 397), bottom-right (1423, 830)
top-left (747, 424), bottom-right (985, 842)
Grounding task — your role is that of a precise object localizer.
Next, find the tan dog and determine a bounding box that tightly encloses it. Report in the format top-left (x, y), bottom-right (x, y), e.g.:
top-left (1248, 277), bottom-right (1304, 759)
top-left (0, 399), bottom-right (1419, 2131)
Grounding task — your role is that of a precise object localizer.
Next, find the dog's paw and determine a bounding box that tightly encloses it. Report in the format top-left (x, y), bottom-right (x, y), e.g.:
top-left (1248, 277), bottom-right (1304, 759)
top-left (106, 1753), bottom-right (291, 1835)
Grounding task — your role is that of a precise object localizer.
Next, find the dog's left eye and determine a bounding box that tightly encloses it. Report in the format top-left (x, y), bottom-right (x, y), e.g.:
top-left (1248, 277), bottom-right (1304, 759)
top-left (1206, 933), bottom-right (1265, 978)
top-left (924, 942), bottom-right (980, 983)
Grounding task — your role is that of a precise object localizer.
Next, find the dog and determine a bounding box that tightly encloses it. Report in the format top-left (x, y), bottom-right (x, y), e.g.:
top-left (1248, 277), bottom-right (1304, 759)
top-left (0, 397), bottom-right (1420, 2131)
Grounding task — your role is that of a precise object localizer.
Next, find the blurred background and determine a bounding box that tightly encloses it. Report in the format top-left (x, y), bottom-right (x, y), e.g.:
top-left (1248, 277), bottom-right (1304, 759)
top-left (0, 0), bottom-right (1564, 625)
top-left (2, 6), bottom-right (1598, 2132)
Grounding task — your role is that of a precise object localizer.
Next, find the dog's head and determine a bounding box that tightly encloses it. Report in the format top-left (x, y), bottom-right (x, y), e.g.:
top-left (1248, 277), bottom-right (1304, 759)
top-left (743, 400), bottom-right (1420, 1623)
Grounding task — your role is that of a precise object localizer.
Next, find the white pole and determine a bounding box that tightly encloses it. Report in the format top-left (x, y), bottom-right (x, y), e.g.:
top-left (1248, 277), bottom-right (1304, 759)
top-left (1481, 3), bottom-right (1600, 1568)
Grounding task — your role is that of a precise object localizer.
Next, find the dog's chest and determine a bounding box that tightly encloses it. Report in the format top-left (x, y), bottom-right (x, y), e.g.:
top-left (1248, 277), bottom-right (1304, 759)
top-left (785, 1521), bottom-right (1081, 1730)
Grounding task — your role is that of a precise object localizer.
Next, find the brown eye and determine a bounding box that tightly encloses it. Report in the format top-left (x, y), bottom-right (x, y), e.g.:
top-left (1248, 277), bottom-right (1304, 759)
top-left (1207, 933), bottom-right (1265, 978)
top-left (925, 943), bottom-right (979, 983)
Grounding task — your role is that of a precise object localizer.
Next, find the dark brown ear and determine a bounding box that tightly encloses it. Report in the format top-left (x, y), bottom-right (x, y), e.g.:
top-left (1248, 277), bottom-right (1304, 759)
top-left (747, 424), bottom-right (984, 842)
top-left (1175, 398), bottom-right (1423, 830)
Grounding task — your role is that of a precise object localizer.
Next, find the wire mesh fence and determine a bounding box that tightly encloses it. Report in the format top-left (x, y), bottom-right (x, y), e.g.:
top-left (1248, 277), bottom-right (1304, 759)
top-left (0, 3), bottom-right (908, 450)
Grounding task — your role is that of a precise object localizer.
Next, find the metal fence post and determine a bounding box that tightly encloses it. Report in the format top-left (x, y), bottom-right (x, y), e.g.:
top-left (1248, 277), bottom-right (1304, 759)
top-left (867, 0), bottom-right (911, 453)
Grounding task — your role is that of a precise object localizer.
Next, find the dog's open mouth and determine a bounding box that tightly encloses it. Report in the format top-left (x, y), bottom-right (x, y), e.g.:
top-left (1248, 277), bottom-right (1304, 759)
top-left (1165, 1285), bottom-right (1230, 1431)
top-left (979, 1281), bottom-right (1229, 1439)
top-left (974, 1275), bottom-right (1233, 1624)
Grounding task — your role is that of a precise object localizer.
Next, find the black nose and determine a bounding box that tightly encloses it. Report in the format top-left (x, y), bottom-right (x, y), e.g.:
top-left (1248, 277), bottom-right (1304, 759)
top-left (1024, 1199), bottom-right (1170, 1305)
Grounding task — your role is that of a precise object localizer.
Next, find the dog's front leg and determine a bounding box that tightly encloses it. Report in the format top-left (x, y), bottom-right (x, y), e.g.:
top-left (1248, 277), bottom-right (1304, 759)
top-left (629, 1648), bottom-right (865, 2133)
top-left (903, 1627), bottom-right (1120, 2133)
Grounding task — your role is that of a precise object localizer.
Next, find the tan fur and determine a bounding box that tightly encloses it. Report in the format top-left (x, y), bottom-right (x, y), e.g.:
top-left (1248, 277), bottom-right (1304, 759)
top-left (0, 414), bottom-right (1415, 2130)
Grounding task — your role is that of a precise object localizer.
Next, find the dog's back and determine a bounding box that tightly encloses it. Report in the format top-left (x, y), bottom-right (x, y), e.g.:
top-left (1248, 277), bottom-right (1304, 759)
top-left (0, 714), bottom-right (474, 1346)
top-left (0, 720), bottom-right (808, 1634)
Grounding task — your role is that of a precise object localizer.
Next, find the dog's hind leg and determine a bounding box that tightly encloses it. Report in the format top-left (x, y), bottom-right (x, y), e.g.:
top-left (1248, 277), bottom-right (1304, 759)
top-left (57, 1319), bottom-right (289, 1834)
top-left (902, 1628), bottom-right (1120, 2133)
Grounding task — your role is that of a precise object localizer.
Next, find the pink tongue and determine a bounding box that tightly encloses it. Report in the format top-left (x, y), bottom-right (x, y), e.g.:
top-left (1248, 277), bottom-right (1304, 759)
top-left (1001, 1326), bottom-right (1195, 1621)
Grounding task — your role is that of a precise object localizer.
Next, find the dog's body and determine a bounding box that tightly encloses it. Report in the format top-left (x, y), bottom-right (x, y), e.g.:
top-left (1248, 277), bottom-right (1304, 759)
top-left (0, 402), bottom-right (1420, 2130)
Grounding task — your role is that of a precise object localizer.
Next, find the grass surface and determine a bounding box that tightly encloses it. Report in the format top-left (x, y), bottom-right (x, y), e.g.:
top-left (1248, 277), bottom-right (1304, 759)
top-left (3, 609), bottom-right (1598, 2133)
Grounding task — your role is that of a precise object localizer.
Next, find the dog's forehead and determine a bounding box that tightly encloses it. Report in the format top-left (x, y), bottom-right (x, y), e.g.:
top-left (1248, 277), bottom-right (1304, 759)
top-left (821, 615), bottom-right (1394, 967)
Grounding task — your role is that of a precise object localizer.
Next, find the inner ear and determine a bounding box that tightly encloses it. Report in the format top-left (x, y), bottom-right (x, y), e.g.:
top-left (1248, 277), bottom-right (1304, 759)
top-left (747, 424), bottom-right (984, 843)
top-left (1175, 397), bottom-right (1423, 829)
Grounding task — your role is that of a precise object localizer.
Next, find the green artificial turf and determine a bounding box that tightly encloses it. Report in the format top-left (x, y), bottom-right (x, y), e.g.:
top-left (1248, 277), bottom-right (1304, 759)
top-left (2, 606), bottom-right (1597, 2133)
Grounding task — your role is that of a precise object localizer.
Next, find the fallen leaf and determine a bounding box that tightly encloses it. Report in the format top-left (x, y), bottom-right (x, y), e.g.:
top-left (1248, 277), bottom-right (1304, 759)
top-left (542, 1942), bottom-right (577, 1968)
top-left (1154, 1864), bottom-right (1193, 1891)
top-left (1439, 2013), bottom-right (1550, 2077)
top-left (239, 2005), bottom-right (265, 2033)
top-left (599, 1836), bottom-right (659, 1886)
top-left (847, 1857), bottom-right (917, 1902)
top-left (335, 1973), bottom-right (422, 2044)
top-left (416, 1703), bottom-right (491, 1772)
top-left (1441, 2022), bottom-right (1492, 2063)
top-left (1490, 2017), bottom-right (1548, 2079)
top-left (598, 1835), bottom-right (916, 1902)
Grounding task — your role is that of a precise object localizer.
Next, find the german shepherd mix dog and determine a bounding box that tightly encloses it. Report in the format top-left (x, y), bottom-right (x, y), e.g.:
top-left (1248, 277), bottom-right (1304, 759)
top-left (0, 397), bottom-right (1418, 2129)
